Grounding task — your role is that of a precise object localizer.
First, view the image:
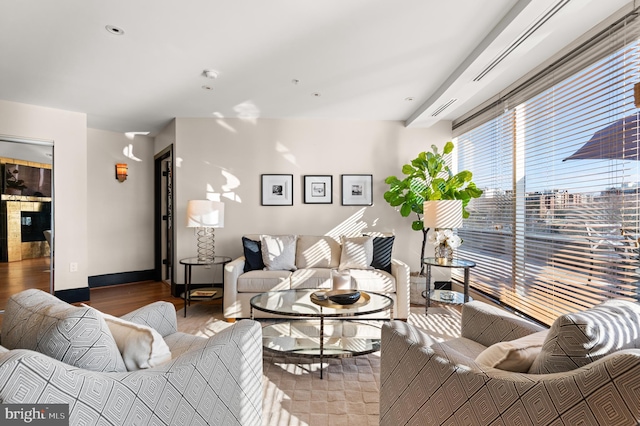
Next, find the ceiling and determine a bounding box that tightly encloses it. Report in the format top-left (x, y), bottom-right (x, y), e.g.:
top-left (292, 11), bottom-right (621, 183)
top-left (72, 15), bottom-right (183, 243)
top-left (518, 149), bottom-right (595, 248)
top-left (0, 0), bottom-right (633, 136)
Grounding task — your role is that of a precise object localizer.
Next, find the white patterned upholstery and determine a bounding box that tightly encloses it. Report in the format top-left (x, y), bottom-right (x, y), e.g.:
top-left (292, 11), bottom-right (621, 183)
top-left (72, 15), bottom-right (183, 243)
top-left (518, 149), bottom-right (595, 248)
top-left (380, 300), bottom-right (640, 426)
top-left (0, 291), bottom-right (263, 426)
top-left (1, 289), bottom-right (127, 372)
top-left (530, 299), bottom-right (640, 374)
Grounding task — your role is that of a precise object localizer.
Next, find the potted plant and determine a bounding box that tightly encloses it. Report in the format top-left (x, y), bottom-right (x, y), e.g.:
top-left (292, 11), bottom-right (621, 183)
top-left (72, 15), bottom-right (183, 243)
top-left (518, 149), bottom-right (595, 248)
top-left (4, 167), bottom-right (28, 195)
top-left (383, 141), bottom-right (482, 278)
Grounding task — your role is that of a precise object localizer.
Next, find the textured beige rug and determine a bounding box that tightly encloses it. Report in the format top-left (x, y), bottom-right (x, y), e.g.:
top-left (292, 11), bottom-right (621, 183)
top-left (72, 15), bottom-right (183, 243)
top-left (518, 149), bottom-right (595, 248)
top-left (176, 303), bottom-right (461, 426)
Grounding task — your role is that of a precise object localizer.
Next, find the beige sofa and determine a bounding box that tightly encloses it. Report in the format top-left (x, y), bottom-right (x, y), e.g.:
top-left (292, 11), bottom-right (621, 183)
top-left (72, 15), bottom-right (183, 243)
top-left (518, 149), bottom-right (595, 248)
top-left (0, 289), bottom-right (263, 426)
top-left (380, 299), bottom-right (640, 426)
top-left (224, 234), bottom-right (410, 320)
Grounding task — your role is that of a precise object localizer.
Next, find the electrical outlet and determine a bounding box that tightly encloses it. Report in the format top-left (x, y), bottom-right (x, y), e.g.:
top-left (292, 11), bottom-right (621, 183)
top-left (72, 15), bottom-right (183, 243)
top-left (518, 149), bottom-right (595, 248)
top-left (69, 262), bottom-right (78, 272)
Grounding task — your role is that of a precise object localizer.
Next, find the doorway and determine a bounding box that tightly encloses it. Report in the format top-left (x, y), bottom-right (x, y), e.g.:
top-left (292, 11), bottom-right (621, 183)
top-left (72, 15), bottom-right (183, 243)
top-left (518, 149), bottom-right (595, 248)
top-left (0, 137), bottom-right (54, 295)
top-left (154, 145), bottom-right (175, 295)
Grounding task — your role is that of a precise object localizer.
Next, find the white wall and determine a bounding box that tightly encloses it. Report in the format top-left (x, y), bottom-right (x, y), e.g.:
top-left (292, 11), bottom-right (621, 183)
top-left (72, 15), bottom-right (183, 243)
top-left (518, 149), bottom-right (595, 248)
top-left (0, 100), bottom-right (88, 292)
top-left (154, 119), bottom-right (175, 156)
top-left (86, 129), bottom-right (155, 276)
top-left (173, 117), bottom-right (452, 284)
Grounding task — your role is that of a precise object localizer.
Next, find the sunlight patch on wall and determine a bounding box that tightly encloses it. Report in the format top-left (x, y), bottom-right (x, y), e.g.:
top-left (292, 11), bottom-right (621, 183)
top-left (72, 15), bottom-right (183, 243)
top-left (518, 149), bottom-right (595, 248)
top-left (205, 184), bottom-right (221, 202)
top-left (122, 144), bottom-right (142, 162)
top-left (205, 170), bottom-right (243, 204)
top-left (325, 208), bottom-right (369, 240)
top-left (221, 170), bottom-right (240, 192)
top-left (276, 142), bottom-right (297, 166)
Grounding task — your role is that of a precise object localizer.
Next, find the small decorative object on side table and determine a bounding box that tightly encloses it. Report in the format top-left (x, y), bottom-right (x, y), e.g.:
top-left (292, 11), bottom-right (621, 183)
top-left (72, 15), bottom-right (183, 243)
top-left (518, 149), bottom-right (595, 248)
top-left (180, 256), bottom-right (232, 317)
top-left (421, 257), bottom-right (476, 315)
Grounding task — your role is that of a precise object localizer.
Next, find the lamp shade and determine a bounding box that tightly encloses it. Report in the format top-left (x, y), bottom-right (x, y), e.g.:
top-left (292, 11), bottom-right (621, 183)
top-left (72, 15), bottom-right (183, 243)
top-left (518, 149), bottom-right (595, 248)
top-left (423, 200), bottom-right (463, 229)
top-left (186, 200), bottom-right (225, 228)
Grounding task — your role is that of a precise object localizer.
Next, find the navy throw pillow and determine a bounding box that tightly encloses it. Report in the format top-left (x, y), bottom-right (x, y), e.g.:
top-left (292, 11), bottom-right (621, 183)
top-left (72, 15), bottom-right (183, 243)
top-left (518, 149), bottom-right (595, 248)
top-left (242, 237), bottom-right (265, 272)
top-left (370, 235), bottom-right (394, 273)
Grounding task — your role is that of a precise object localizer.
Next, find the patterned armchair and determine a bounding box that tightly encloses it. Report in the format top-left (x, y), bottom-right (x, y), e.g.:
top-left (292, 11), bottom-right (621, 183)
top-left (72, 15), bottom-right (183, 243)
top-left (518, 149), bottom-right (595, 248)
top-left (0, 290), bottom-right (263, 426)
top-left (380, 300), bottom-right (640, 426)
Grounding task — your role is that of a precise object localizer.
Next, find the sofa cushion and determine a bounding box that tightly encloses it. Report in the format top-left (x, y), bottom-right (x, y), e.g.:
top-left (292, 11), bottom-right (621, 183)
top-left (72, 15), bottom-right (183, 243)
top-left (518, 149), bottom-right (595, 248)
top-left (350, 269), bottom-right (396, 292)
top-left (84, 305), bottom-right (172, 371)
top-left (476, 330), bottom-right (548, 372)
top-left (1, 289), bottom-right (126, 372)
top-left (339, 236), bottom-right (374, 270)
top-left (529, 299), bottom-right (640, 374)
top-left (370, 235), bottom-right (395, 273)
top-left (242, 237), bottom-right (265, 272)
top-left (237, 270), bottom-right (292, 292)
top-left (295, 235), bottom-right (341, 269)
top-left (291, 268), bottom-right (332, 289)
top-left (261, 234), bottom-right (297, 271)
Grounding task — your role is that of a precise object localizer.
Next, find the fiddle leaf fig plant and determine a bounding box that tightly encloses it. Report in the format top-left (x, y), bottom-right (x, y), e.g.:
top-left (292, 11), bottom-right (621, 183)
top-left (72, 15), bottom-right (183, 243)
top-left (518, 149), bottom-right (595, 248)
top-left (384, 141), bottom-right (483, 275)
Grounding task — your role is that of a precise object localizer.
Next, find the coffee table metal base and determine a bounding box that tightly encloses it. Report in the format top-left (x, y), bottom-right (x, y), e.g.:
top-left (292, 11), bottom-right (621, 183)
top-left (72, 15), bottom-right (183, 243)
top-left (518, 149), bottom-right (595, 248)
top-left (250, 289), bottom-right (393, 378)
top-left (262, 320), bottom-right (381, 357)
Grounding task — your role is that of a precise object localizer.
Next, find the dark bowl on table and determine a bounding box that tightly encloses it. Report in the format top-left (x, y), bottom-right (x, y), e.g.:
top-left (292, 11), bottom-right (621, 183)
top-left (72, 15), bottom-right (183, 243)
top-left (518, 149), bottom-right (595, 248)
top-left (327, 290), bottom-right (361, 305)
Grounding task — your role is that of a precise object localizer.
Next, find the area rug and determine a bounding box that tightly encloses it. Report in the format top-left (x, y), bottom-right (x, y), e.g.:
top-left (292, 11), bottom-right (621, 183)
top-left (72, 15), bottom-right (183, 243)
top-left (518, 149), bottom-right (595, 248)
top-left (176, 303), bottom-right (462, 426)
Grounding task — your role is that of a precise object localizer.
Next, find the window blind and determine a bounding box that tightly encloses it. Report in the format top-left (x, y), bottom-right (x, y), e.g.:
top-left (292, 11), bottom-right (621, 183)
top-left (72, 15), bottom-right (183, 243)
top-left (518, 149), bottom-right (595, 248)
top-left (454, 9), bottom-right (640, 325)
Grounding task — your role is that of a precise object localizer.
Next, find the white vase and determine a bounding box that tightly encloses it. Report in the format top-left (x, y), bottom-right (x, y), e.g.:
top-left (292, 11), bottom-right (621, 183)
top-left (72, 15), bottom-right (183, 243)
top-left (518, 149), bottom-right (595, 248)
top-left (331, 269), bottom-right (351, 290)
top-left (410, 272), bottom-right (432, 305)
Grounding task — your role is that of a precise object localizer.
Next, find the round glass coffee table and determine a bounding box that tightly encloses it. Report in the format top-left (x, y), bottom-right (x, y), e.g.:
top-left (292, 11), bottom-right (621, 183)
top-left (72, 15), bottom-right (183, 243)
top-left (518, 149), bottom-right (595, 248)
top-left (250, 289), bottom-right (393, 378)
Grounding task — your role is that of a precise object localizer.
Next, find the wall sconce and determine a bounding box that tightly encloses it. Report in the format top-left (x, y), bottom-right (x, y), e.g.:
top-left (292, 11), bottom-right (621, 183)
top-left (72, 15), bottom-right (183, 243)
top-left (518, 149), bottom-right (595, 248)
top-left (115, 163), bottom-right (128, 182)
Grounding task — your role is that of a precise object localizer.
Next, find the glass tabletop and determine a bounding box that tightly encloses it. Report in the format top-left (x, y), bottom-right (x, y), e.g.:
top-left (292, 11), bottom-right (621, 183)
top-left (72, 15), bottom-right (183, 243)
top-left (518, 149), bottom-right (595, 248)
top-left (422, 257), bottom-right (476, 268)
top-left (180, 256), bottom-right (232, 266)
top-left (422, 289), bottom-right (472, 305)
top-left (250, 289), bottom-right (393, 318)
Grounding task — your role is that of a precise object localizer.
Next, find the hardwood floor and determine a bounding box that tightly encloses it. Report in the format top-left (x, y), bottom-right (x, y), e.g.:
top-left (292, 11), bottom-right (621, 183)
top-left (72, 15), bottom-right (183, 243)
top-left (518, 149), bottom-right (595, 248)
top-left (0, 257), bottom-right (186, 326)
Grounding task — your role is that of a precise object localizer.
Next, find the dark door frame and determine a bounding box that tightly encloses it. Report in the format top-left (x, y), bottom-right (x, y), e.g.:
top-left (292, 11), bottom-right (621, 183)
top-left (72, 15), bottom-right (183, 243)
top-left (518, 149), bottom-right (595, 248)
top-left (154, 145), bottom-right (176, 295)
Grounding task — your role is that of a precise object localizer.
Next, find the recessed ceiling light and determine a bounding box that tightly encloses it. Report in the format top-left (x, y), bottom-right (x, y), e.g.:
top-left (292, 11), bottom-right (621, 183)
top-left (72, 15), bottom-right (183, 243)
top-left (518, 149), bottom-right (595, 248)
top-left (202, 85), bottom-right (214, 91)
top-left (203, 69), bottom-right (219, 79)
top-left (105, 25), bottom-right (125, 35)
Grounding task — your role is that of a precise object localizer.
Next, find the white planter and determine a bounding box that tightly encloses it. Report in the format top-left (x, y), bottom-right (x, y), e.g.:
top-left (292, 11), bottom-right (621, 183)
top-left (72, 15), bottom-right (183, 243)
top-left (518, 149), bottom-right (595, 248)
top-left (410, 272), bottom-right (433, 305)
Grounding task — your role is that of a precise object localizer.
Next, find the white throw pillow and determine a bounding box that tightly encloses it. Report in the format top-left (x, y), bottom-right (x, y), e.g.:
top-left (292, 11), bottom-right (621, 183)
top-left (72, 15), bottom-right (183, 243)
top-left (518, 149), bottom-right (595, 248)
top-left (261, 234), bottom-right (298, 271)
top-left (84, 305), bottom-right (172, 371)
top-left (475, 330), bottom-right (548, 372)
top-left (338, 236), bottom-right (374, 270)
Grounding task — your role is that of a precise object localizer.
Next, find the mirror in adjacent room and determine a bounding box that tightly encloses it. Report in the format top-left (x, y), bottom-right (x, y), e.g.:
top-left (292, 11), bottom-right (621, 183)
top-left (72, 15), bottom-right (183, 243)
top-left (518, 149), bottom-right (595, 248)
top-left (0, 138), bottom-right (54, 303)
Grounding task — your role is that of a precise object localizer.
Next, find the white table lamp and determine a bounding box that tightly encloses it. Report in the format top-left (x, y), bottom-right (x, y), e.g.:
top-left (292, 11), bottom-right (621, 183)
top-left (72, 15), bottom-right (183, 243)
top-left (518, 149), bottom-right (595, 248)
top-left (423, 199), bottom-right (463, 230)
top-left (186, 200), bottom-right (225, 261)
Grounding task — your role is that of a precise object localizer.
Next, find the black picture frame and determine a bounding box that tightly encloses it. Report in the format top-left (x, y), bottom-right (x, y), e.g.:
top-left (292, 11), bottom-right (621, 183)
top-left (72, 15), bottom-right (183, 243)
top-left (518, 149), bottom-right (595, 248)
top-left (341, 174), bottom-right (373, 206)
top-left (261, 174), bottom-right (294, 206)
top-left (303, 175), bottom-right (333, 204)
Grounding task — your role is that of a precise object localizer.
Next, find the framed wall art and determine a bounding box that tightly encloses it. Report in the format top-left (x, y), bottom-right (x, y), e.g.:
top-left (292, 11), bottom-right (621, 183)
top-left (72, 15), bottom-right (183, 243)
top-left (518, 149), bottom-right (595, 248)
top-left (303, 175), bottom-right (332, 204)
top-left (261, 174), bottom-right (293, 206)
top-left (341, 174), bottom-right (373, 206)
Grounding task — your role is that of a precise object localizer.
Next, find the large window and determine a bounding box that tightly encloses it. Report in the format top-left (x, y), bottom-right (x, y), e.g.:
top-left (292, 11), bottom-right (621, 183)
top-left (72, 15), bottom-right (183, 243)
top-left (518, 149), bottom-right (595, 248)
top-left (454, 11), bottom-right (640, 325)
